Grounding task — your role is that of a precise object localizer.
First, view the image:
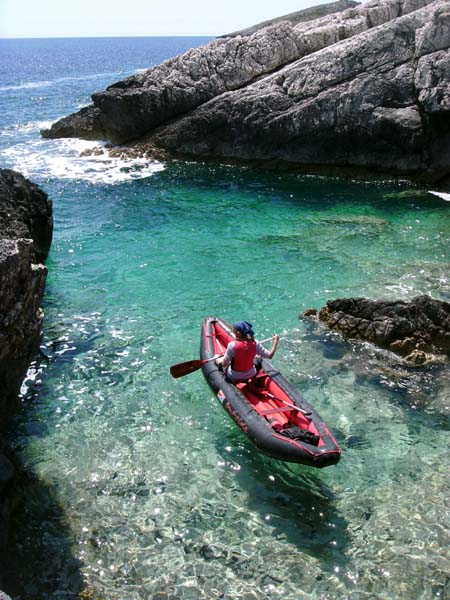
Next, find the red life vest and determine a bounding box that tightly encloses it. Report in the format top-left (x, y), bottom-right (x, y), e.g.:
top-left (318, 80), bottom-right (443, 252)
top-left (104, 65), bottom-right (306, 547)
top-left (232, 340), bottom-right (256, 371)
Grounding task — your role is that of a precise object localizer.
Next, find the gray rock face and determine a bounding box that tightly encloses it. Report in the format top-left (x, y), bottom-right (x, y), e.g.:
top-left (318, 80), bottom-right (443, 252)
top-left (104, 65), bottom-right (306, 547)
top-left (0, 169), bottom-right (53, 263)
top-left (303, 295), bottom-right (450, 364)
top-left (0, 169), bottom-right (52, 576)
top-left (0, 169), bottom-right (52, 427)
top-left (0, 238), bottom-right (47, 575)
top-left (0, 456), bottom-right (14, 495)
top-left (152, 0), bottom-right (449, 180)
top-left (42, 0), bottom-right (362, 144)
top-left (44, 19), bottom-right (317, 144)
top-left (41, 0), bottom-right (450, 181)
top-left (0, 239), bottom-right (47, 425)
top-left (221, 0), bottom-right (359, 38)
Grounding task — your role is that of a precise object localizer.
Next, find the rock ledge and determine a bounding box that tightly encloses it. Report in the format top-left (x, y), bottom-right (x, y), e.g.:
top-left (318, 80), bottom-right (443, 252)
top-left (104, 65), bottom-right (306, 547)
top-left (302, 295), bottom-right (450, 364)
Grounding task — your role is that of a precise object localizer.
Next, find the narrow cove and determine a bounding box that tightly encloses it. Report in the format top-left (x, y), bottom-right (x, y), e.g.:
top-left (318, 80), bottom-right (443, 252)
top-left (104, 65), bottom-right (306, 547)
top-left (6, 162), bottom-right (450, 599)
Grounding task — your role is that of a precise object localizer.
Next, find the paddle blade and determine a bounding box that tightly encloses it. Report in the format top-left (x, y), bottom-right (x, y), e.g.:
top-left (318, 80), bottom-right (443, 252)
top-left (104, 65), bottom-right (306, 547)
top-left (170, 359), bottom-right (205, 378)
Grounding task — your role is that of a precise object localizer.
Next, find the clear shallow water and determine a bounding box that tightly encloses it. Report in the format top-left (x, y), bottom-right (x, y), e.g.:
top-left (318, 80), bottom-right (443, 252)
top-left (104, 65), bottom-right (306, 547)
top-left (1, 37), bottom-right (450, 600)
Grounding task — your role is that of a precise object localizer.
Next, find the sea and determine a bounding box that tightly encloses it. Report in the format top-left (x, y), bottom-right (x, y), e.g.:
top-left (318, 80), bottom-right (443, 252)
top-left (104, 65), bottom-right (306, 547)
top-left (0, 36), bottom-right (449, 600)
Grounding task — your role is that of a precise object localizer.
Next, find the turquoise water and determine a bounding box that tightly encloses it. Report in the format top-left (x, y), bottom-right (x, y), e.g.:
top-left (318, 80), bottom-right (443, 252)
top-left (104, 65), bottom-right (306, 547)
top-left (1, 38), bottom-right (450, 600)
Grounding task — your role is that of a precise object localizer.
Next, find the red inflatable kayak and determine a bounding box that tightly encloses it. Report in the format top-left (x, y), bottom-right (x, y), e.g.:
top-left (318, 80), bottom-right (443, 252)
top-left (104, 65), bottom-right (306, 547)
top-left (200, 317), bottom-right (341, 468)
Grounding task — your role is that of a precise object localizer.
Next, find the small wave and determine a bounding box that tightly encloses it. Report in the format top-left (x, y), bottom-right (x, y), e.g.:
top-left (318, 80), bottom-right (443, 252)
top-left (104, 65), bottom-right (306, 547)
top-left (0, 120), bottom-right (53, 137)
top-left (0, 80), bottom-right (54, 92)
top-left (1, 139), bottom-right (164, 184)
top-left (0, 70), bottom-right (129, 93)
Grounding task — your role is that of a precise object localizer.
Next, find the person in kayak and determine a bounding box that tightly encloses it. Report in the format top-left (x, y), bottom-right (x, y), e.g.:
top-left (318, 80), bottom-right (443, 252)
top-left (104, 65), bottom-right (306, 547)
top-left (216, 320), bottom-right (279, 382)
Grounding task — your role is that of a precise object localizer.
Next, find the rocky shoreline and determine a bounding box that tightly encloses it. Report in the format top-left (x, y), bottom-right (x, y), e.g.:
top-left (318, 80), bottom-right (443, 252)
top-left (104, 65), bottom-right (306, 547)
top-left (0, 168), bottom-right (53, 597)
top-left (42, 0), bottom-right (450, 183)
top-left (302, 295), bottom-right (450, 365)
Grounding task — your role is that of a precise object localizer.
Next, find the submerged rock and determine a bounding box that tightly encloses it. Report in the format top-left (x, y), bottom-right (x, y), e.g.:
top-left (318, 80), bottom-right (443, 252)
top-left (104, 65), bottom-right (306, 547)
top-left (0, 455), bottom-right (14, 496)
top-left (302, 295), bottom-right (450, 364)
top-left (41, 0), bottom-right (450, 182)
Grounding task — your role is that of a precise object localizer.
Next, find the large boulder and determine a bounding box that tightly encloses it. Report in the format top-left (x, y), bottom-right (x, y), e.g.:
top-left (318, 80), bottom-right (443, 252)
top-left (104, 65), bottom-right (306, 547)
top-left (302, 295), bottom-right (450, 364)
top-left (40, 0), bottom-right (450, 182)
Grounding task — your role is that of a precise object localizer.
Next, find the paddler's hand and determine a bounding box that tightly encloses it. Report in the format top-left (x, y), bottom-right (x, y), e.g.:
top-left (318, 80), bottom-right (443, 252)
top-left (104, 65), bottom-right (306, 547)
top-left (268, 334), bottom-right (279, 359)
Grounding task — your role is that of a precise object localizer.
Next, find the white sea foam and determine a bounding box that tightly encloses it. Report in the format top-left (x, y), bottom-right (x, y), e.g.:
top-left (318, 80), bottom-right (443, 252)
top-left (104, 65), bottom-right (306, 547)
top-left (0, 120), bottom-right (53, 137)
top-left (2, 138), bottom-right (164, 184)
top-left (0, 71), bottom-right (127, 93)
top-left (0, 80), bottom-right (54, 92)
top-left (429, 191), bottom-right (450, 202)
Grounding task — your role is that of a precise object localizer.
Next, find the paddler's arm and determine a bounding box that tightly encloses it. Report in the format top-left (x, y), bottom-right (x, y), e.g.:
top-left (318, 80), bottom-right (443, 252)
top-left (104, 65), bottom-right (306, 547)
top-left (215, 341), bottom-right (234, 367)
top-left (267, 334), bottom-right (279, 359)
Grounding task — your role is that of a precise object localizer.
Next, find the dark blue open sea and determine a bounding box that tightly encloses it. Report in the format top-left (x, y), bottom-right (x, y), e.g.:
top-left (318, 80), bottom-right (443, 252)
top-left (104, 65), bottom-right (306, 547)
top-left (1, 37), bottom-right (450, 600)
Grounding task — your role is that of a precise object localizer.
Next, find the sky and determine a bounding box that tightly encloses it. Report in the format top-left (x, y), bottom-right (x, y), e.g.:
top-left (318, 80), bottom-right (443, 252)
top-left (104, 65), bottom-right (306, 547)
top-left (0, 0), bottom-right (340, 37)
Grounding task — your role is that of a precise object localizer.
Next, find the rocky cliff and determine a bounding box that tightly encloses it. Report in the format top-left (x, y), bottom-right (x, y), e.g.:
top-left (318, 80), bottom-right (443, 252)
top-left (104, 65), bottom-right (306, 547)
top-left (42, 0), bottom-right (450, 181)
top-left (0, 169), bottom-right (52, 575)
top-left (0, 169), bottom-right (53, 264)
top-left (0, 169), bottom-right (52, 427)
top-left (220, 0), bottom-right (359, 38)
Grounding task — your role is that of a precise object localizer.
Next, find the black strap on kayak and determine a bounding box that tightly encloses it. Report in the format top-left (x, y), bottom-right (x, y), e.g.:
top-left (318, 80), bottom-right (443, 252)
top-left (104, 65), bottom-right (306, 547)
top-left (282, 427), bottom-right (320, 446)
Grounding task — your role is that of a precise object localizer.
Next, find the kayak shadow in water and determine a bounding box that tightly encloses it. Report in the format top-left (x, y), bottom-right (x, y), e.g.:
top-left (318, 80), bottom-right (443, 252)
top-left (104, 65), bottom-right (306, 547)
top-left (214, 433), bottom-right (350, 574)
top-left (0, 453), bottom-right (85, 599)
